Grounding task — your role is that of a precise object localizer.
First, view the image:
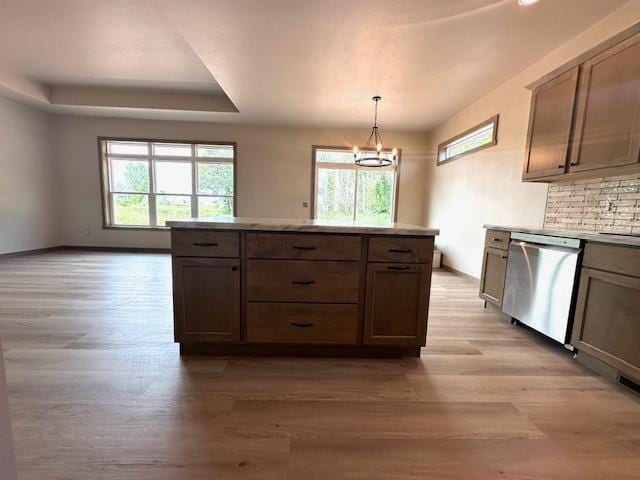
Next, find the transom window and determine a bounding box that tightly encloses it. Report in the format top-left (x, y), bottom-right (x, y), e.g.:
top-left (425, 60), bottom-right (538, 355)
top-left (437, 115), bottom-right (499, 165)
top-left (312, 147), bottom-right (399, 225)
top-left (99, 138), bottom-right (236, 228)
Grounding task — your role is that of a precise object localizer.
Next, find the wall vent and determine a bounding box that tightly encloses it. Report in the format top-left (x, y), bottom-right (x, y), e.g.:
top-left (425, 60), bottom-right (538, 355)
top-left (618, 375), bottom-right (640, 395)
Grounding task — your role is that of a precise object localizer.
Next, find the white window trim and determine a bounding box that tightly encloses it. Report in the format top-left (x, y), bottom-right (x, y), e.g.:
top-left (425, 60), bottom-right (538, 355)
top-left (437, 114), bottom-right (499, 165)
top-left (311, 146), bottom-right (401, 223)
top-left (99, 138), bottom-right (236, 230)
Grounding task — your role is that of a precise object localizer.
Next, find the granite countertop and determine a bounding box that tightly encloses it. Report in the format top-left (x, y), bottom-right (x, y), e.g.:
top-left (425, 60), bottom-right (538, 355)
top-left (484, 224), bottom-right (640, 247)
top-left (167, 217), bottom-right (439, 236)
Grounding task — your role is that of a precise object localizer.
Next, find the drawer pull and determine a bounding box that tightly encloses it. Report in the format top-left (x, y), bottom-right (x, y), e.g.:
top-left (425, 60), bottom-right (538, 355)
top-left (491, 238), bottom-right (503, 242)
top-left (193, 242), bottom-right (218, 247)
top-left (388, 248), bottom-right (412, 253)
top-left (290, 322), bottom-right (314, 328)
top-left (291, 280), bottom-right (315, 285)
top-left (292, 245), bottom-right (316, 250)
top-left (388, 265), bottom-right (410, 271)
top-left (500, 254), bottom-right (508, 259)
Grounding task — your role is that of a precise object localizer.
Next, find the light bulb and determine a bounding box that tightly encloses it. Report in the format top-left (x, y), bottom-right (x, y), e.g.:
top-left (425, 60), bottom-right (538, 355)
top-left (352, 146), bottom-right (359, 154)
top-left (392, 147), bottom-right (398, 156)
top-left (376, 142), bottom-right (382, 152)
top-left (518, 0), bottom-right (539, 5)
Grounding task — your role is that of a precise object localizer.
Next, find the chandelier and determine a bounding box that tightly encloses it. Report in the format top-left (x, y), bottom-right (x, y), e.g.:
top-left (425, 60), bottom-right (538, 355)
top-left (353, 96), bottom-right (397, 167)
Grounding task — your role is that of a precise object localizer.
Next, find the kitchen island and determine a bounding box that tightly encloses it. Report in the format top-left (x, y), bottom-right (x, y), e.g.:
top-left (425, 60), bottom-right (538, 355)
top-left (167, 217), bottom-right (439, 357)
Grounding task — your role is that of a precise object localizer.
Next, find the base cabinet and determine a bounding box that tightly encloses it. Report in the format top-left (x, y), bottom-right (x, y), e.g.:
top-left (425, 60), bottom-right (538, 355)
top-left (172, 229), bottom-right (435, 356)
top-left (173, 257), bottom-right (241, 342)
top-left (479, 246), bottom-right (508, 307)
top-left (572, 267), bottom-right (640, 381)
top-left (363, 263), bottom-right (430, 347)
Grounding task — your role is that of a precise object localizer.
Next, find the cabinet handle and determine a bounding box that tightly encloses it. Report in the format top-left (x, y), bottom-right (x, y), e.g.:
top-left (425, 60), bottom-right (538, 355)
top-left (231, 266), bottom-right (238, 271)
top-left (389, 248), bottom-right (411, 253)
top-left (570, 162), bottom-right (578, 166)
top-left (292, 245), bottom-right (316, 250)
top-left (557, 164), bottom-right (566, 169)
top-left (292, 280), bottom-right (315, 285)
top-left (491, 238), bottom-right (503, 242)
top-left (388, 265), bottom-right (410, 271)
top-left (500, 254), bottom-right (508, 259)
top-left (193, 242), bottom-right (218, 247)
top-left (290, 322), bottom-right (314, 328)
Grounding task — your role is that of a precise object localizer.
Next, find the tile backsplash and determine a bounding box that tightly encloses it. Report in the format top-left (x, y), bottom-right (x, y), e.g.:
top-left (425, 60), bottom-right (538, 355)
top-left (544, 173), bottom-right (640, 234)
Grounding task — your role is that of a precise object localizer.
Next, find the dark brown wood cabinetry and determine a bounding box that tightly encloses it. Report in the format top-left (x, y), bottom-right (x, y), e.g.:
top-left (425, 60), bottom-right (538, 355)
top-left (523, 24), bottom-right (640, 182)
top-left (571, 243), bottom-right (640, 382)
top-left (570, 32), bottom-right (640, 173)
top-left (171, 227), bottom-right (436, 357)
top-left (479, 229), bottom-right (509, 307)
top-left (523, 68), bottom-right (579, 180)
top-left (172, 257), bottom-right (241, 342)
top-left (363, 263), bottom-right (430, 346)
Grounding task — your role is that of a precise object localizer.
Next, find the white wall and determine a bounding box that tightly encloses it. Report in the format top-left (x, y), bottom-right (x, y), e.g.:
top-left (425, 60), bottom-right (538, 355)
top-left (0, 97), bottom-right (58, 254)
top-left (53, 115), bottom-right (429, 249)
top-left (425, 1), bottom-right (640, 278)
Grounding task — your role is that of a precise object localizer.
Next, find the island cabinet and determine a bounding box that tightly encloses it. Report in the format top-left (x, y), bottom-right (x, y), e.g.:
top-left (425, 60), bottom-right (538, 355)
top-left (571, 243), bottom-right (640, 383)
top-left (479, 229), bottom-right (510, 307)
top-left (523, 25), bottom-right (640, 182)
top-left (170, 221), bottom-right (437, 357)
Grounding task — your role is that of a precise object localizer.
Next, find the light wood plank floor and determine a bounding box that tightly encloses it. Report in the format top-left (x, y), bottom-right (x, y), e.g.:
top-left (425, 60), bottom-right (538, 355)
top-left (0, 251), bottom-right (638, 479)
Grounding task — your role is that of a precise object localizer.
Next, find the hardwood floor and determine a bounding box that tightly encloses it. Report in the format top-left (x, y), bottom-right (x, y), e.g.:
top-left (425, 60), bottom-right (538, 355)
top-left (0, 250), bottom-right (638, 479)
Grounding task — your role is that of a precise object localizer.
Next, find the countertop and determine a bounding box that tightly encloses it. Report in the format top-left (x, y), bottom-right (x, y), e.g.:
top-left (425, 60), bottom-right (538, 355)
top-left (167, 217), bottom-right (439, 236)
top-left (484, 224), bottom-right (640, 247)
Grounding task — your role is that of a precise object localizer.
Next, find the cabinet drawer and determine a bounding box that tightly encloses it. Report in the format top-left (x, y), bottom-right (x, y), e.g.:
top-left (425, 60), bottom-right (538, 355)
top-left (247, 259), bottom-right (360, 303)
top-left (583, 243), bottom-right (640, 277)
top-left (247, 303), bottom-right (358, 344)
top-left (484, 230), bottom-right (510, 250)
top-left (368, 237), bottom-right (433, 263)
top-left (247, 233), bottom-right (361, 260)
top-left (172, 230), bottom-right (239, 258)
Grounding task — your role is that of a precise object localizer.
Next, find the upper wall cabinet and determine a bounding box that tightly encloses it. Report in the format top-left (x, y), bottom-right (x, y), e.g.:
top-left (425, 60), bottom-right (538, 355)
top-left (523, 25), bottom-right (640, 182)
top-left (569, 33), bottom-right (640, 173)
top-left (523, 68), bottom-right (579, 180)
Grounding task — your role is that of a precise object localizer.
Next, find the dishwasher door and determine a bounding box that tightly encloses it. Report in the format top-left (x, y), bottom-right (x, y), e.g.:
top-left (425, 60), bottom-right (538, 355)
top-left (501, 240), bottom-right (580, 344)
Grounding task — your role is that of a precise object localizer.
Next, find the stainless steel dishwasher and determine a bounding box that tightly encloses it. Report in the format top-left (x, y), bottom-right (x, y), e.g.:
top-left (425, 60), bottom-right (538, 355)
top-left (501, 232), bottom-right (582, 346)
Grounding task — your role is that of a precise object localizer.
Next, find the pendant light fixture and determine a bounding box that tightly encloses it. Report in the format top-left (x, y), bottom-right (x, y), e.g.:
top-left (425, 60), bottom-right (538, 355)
top-left (353, 96), bottom-right (397, 167)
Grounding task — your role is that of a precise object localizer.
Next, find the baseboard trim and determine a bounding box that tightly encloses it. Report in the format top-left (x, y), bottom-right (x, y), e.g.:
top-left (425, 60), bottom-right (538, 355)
top-left (440, 264), bottom-right (480, 284)
top-left (0, 246), bottom-right (62, 258)
top-left (1, 245), bottom-right (171, 258)
top-left (58, 245), bottom-right (171, 254)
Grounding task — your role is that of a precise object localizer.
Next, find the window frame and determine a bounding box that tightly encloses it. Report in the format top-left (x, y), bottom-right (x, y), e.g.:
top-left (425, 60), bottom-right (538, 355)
top-left (436, 114), bottom-right (499, 166)
top-left (98, 137), bottom-right (237, 230)
top-left (311, 145), bottom-right (401, 223)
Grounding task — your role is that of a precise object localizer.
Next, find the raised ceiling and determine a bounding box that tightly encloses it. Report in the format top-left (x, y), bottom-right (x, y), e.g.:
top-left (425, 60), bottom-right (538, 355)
top-left (0, 0), bottom-right (629, 129)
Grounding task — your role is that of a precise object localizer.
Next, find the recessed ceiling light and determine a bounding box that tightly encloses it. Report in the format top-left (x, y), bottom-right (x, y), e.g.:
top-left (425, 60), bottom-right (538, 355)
top-left (518, 0), bottom-right (539, 5)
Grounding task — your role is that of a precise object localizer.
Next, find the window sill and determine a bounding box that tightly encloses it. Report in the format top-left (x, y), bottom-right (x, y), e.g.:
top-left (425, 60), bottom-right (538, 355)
top-left (102, 225), bottom-right (170, 232)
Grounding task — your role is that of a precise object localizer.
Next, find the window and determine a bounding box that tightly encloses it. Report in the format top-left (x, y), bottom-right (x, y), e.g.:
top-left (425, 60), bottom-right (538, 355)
top-left (437, 115), bottom-right (499, 165)
top-left (312, 147), bottom-right (399, 225)
top-left (99, 138), bottom-right (236, 228)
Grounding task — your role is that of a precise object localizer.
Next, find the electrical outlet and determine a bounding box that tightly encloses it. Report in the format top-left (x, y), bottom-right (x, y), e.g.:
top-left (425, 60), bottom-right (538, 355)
top-left (302, 202), bottom-right (309, 208)
top-left (601, 199), bottom-right (613, 213)
top-left (84, 229), bottom-right (91, 236)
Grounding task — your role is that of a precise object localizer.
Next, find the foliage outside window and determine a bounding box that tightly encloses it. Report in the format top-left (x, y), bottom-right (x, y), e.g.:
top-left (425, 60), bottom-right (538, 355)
top-left (313, 147), bottom-right (399, 225)
top-left (99, 139), bottom-right (235, 228)
top-left (437, 115), bottom-right (499, 165)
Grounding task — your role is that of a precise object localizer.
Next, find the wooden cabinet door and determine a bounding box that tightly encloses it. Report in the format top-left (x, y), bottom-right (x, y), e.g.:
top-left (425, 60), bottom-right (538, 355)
top-left (479, 246), bottom-right (508, 307)
top-left (523, 67), bottom-right (579, 180)
top-left (571, 267), bottom-right (640, 381)
top-left (173, 257), bottom-right (240, 342)
top-left (363, 263), bottom-right (430, 347)
top-left (570, 32), bottom-right (640, 173)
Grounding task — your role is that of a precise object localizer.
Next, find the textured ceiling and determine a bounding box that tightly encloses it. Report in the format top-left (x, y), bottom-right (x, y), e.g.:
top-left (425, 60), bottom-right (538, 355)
top-left (0, 0), bottom-right (629, 128)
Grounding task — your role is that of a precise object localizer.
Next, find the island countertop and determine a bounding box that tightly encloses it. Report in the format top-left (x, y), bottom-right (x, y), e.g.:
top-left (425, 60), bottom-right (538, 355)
top-left (167, 217), bottom-right (439, 237)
